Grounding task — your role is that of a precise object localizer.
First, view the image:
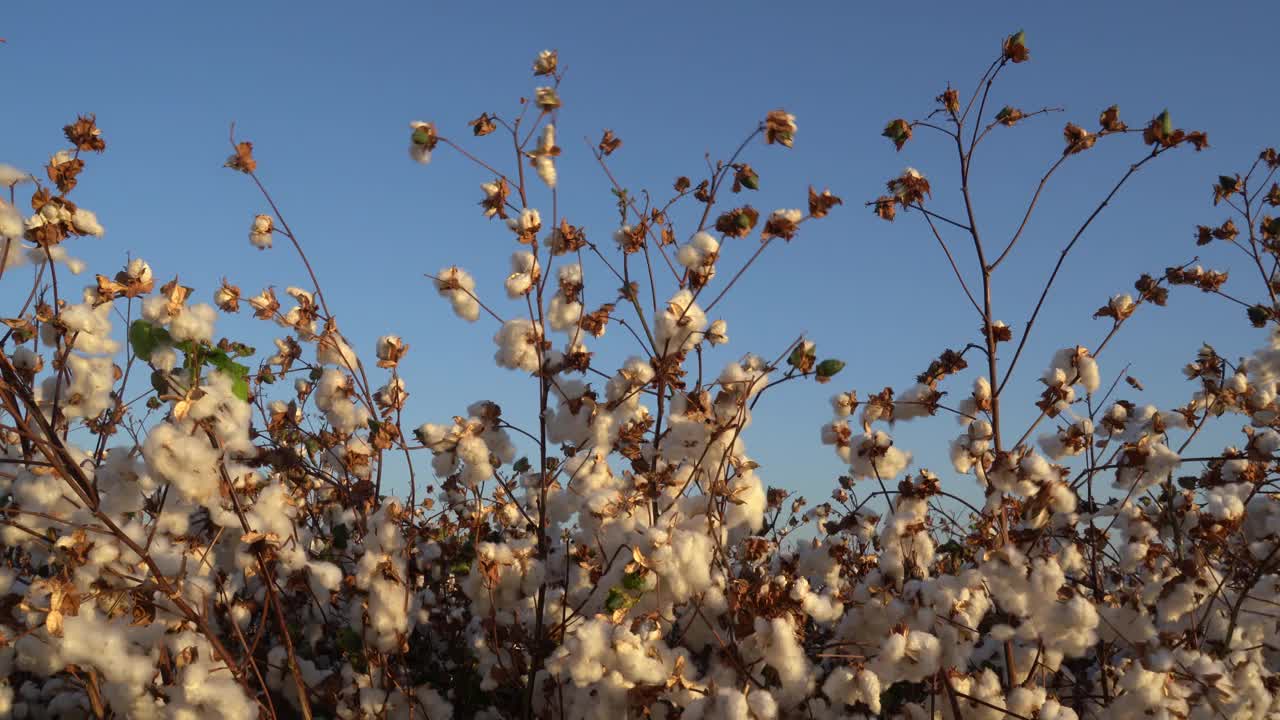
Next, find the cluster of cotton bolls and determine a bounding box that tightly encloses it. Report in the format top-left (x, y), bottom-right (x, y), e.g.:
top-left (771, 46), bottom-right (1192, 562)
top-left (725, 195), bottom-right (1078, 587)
top-left (8, 53), bottom-right (1280, 720)
top-left (805, 316), bottom-right (1280, 718)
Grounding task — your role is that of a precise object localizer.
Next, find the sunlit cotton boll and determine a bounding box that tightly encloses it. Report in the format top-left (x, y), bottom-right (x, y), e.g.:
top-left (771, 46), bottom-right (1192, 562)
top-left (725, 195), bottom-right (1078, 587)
top-left (493, 318), bottom-right (544, 372)
top-left (71, 207), bottom-right (104, 236)
top-left (654, 289), bottom-right (707, 353)
top-left (249, 214), bottom-right (273, 250)
top-left (434, 265), bottom-right (481, 322)
top-left (0, 200), bottom-right (23, 239)
top-left (504, 251), bottom-right (539, 298)
top-left (535, 124), bottom-right (557, 188)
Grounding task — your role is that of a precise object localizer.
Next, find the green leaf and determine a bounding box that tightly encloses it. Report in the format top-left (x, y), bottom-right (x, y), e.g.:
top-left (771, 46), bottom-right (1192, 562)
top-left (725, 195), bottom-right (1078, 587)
top-left (1158, 109), bottom-right (1173, 137)
top-left (150, 370), bottom-right (171, 395)
top-left (332, 523), bottom-right (350, 550)
top-left (411, 127), bottom-right (432, 146)
top-left (337, 627), bottom-right (362, 654)
top-left (605, 587), bottom-right (631, 612)
top-left (204, 349), bottom-right (251, 401)
top-left (622, 572), bottom-right (646, 591)
top-left (128, 320), bottom-right (171, 361)
top-left (512, 457), bottom-right (531, 474)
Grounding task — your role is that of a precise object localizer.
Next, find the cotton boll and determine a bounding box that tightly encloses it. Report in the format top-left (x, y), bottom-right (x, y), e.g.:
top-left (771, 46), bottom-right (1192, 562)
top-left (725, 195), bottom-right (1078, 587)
top-left (504, 251), bottom-right (540, 298)
top-left (1048, 346), bottom-right (1100, 394)
top-left (249, 214), bottom-right (273, 250)
top-left (0, 164), bottom-right (32, 187)
top-left (0, 199), bottom-right (24, 239)
top-left (685, 688), bottom-right (757, 720)
top-left (12, 346), bottom-right (41, 375)
top-left (849, 430), bottom-right (911, 481)
top-left (26, 242), bottom-right (85, 274)
top-left (871, 629), bottom-right (941, 684)
top-left (676, 232), bottom-right (720, 283)
top-left (46, 354), bottom-right (115, 418)
top-left (366, 577), bottom-right (414, 652)
top-left (53, 296), bottom-right (118, 355)
top-left (790, 576), bottom-right (844, 624)
top-left (143, 423), bottom-right (222, 504)
top-left (655, 289), bottom-right (707, 353)
top-left (548, 294), bottom-right (582, 332)
top-left (70, 207), bottom-right (104, 236)
top-left (313, 369), bottom-right (370, 434)
top-left (409, 120), bottom-right (434, 164)
top-left (749, 616), bottom-right (813, 707)
top-left (705, 318), bottom-right (729, 345)
top-left (317, 331), bottom-right (360, 370)
top-left (168, 303), bottom-right (217, 343)
top-left (821, 667), bottom-right (881, 715)
top-left (434, 265), bottom-right (481, 322)
top-left (493, 318), bottom-right (544, 372)
top-left (506, 208), bottom-right (541, 236)
top-left (535, 125), bottom-right (557, 188)
top-left (894, 383), bottom-right (937, 421)
top-left (456, 434), bottom-right (495, 487)
top-left (0, 235), bottom-right (25, 273)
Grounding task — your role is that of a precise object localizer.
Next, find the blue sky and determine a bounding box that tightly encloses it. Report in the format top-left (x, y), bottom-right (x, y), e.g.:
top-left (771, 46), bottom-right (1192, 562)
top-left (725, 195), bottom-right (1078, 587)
top-left (4, 2), bottom-right (1278, 508)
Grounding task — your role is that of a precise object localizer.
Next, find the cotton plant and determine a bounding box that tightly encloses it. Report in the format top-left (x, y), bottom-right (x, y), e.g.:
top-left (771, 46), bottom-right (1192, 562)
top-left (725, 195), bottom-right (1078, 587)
top-left (1, 36), bottom-right (1279, 720)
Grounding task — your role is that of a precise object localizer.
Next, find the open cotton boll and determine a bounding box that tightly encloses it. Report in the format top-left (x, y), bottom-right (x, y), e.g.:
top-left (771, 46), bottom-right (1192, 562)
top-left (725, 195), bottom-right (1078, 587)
top-left (849, 430), bottom-right (911, 480)
top-left (70, 207), bottom-right (104, 236)
top-left (143, 423), bottom-right (222, 504)
top-left (655, 289), bottom-right (707, 353)
top-left (677, 232), bottom-right (719, 270)
top-left (0, 235), bottom-right (25, 272)
top-left (434, 265), bottom-right (481, 322)
top-left (548, 293), bottom-right (582, 332)
top-left (748, 616), bottom-right (813, 707)
top-left (821, 667), bottom-right (881, 715)
top-left (43, 354), bottom-right (115, 418)
top-left (506, 208), bottom-right (541, 236)
top-left (56, 296), bottom-right (118, 354)
top-left (313, 368), bottom-right (370, 434)
top-left (870, 628), bottom-right (941, 684)
top-left (0, 163), bottom-right (32, 187)
top-left (0, 199), bottom-right (24, 239)
top-left (504, 251), bottom-right (540, 298)
top-left (317, 330), bottom-right (360, 370)
top-left (168, 303), bottom-right (217, 343)
top-left (493, 318), bottom-right (544, 372)
top-left (1048, 346), bottom-right (1100, 394)
top-left (535, 124), bottom-right (557, 188)
top-left (26, 242), bottom-right (85, 274)
top-left (249, 214), bottom-right (273, 250)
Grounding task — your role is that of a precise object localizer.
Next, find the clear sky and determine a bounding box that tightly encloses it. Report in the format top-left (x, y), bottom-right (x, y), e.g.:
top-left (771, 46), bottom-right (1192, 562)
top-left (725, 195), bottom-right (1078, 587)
top-left (4, 2), bottom-right (1279, 508)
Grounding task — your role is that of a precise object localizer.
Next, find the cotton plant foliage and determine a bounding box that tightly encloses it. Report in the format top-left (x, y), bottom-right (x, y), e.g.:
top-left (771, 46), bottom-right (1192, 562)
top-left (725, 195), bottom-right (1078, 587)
top-left (1, 32), bottom-right (1280, 720)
